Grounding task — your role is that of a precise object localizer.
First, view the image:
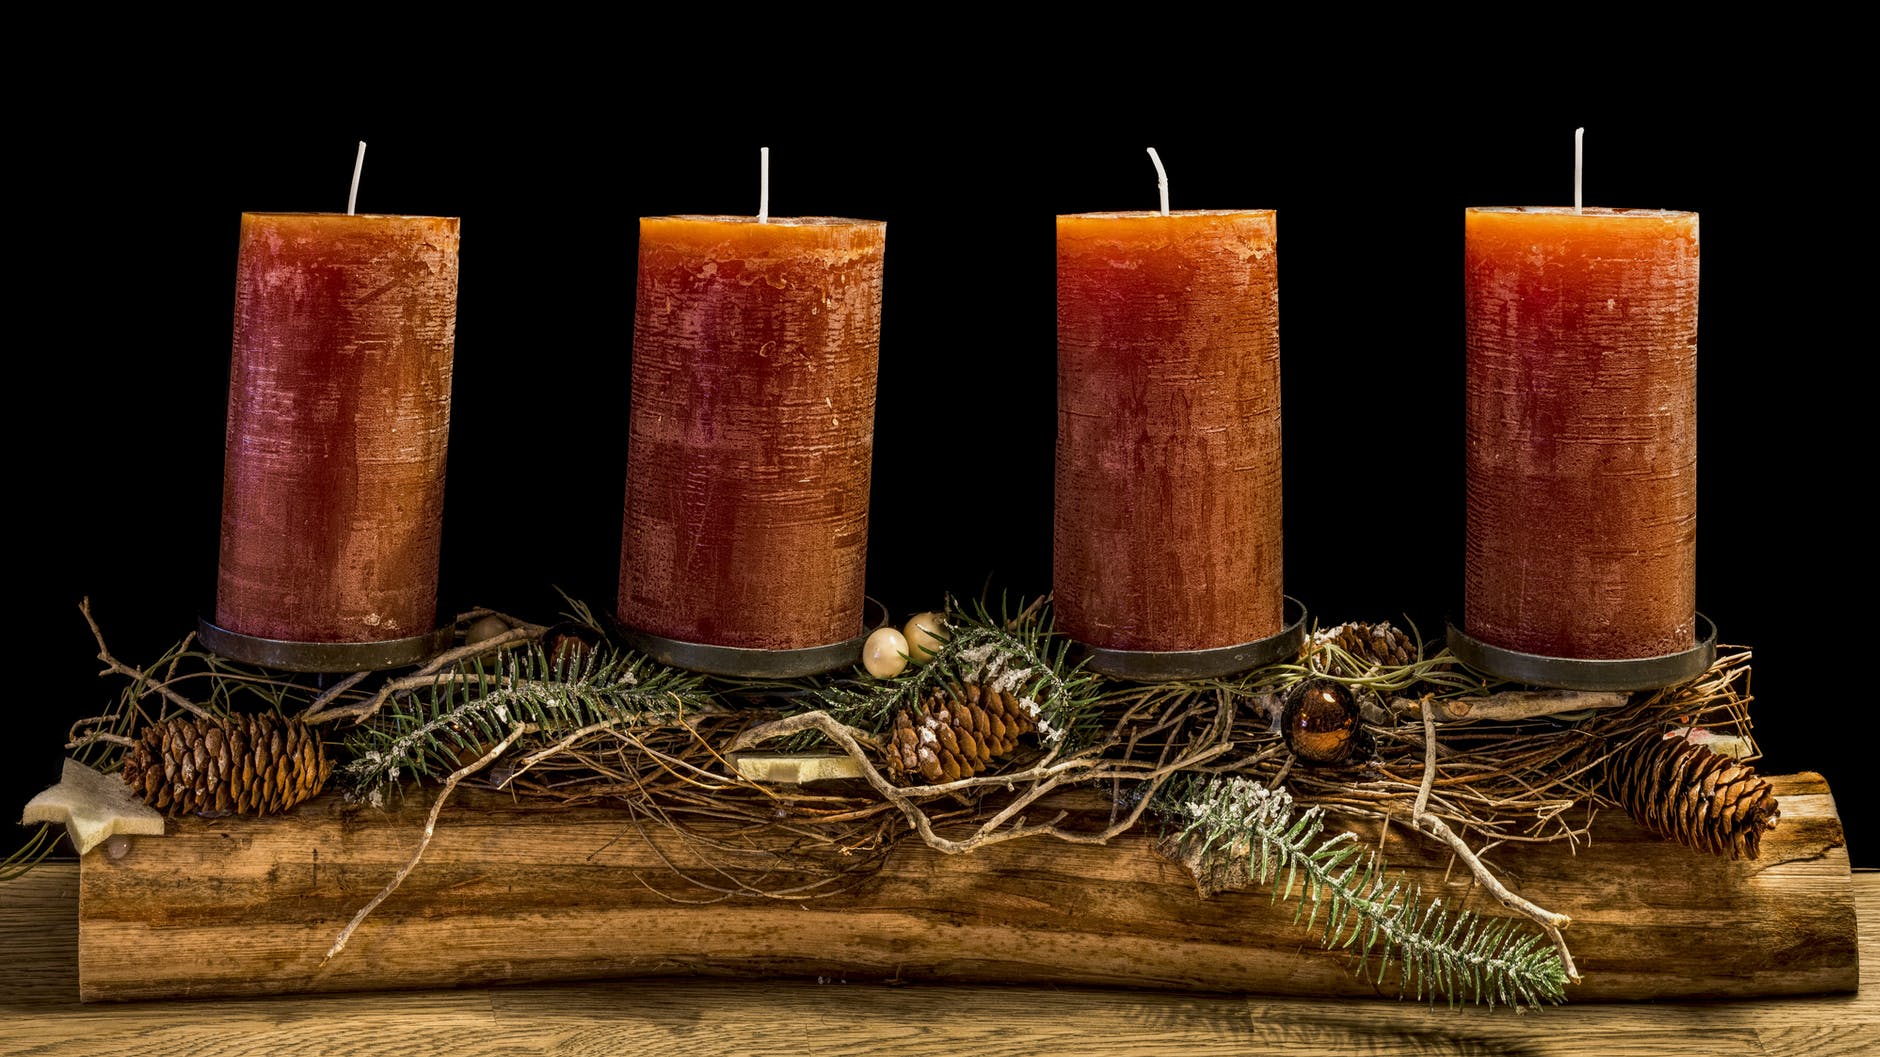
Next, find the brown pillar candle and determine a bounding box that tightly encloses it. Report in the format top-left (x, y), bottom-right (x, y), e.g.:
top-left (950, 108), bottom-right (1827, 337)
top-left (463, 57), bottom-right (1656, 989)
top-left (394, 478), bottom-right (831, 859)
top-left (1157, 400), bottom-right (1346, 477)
top-left (1055, 210), bottom-right (1284, 652)
top-left (216, 212), bottom-right (461, 643)
top-left (619, 216), bottom-right (885, 651)
top-left (1464, 206), bottom-right (1699, 659)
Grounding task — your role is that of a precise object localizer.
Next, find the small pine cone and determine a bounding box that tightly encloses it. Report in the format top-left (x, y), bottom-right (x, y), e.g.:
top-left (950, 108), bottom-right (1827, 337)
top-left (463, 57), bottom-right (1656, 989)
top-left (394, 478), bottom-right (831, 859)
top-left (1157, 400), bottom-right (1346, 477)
top-left (541, 620), bottom-right (603, 673)
top-left (1607, 734), bottom-right (1780, 860)
top-left (884, 681), bottom-right (1038, 784)
top-left (121, 713), bottom-right (331, 817)
top-left (1323, 622), bottom-right (1416, 671)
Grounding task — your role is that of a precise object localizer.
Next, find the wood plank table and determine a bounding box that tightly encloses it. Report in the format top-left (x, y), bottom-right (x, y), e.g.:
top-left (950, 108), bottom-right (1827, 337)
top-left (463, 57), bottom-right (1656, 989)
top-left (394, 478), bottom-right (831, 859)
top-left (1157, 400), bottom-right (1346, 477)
top-left (3, 864), bottom-right (1873, 1056)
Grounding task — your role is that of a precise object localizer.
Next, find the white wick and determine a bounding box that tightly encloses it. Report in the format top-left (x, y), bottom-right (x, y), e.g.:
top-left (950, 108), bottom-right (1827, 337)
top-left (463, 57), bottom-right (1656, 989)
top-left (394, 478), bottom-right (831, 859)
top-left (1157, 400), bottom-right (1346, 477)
top-left (348, 140), bottom-right (367, 216)
top-left (758, 146), bottom-right (770, 224)
top-left (1573, 127), bottom-right (1584, 215)
top-left (1146, 147), bottom-right (1170, 216)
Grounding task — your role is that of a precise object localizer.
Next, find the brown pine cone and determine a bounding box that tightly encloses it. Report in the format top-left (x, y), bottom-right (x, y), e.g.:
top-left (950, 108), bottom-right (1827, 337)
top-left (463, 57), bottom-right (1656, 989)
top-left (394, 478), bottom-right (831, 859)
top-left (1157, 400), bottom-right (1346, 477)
top-left (886, 681), bottom-right (1037, 784)
top-left (1606, 734), bottom-right (1780, 860)
top-left (1322, 622), bottom-right (1416, 671)
top-left (120, 712), bottom-right (331, 817)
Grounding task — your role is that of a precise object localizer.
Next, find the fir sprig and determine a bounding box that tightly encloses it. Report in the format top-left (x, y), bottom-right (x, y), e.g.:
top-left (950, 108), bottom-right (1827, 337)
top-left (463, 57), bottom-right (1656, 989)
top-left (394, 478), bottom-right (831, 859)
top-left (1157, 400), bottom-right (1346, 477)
top-left (339, 642), bottom-right (714, 798)
top-left (816, 597), bottom-right (1103, 747)
top-left (1159, 775), bottom-right (1568, 1010)
top-left (1258, 619), bottom-right (1498, 699)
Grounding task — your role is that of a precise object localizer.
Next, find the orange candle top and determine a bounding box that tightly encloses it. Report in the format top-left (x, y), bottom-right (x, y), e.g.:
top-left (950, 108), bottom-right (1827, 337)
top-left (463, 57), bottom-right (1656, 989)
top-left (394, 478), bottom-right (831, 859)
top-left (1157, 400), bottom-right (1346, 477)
top-left (636, 214), bottom-right (886, 254)
top-left (1466, 206), bottom-right (1698, 254)
top-left (1057, 208), bottom-right (1277, 245)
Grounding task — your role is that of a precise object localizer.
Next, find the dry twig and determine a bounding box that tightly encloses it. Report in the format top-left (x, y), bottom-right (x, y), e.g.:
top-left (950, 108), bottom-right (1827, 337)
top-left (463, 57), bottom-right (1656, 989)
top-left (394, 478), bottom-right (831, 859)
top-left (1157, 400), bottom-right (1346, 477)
top-left (82, 598), bottom-right (211, 719)
top-left (320, 722), bottom-right (533, 967)
top-left (301, 622), bottom-right (548, 724)
top-left (1409, 701), bottom-right (1580, 984)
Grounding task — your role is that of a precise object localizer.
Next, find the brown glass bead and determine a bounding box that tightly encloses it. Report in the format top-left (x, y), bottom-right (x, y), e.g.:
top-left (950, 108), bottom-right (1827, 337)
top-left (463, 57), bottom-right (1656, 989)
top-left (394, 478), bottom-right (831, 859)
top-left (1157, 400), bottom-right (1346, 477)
top-left (1281, 679), bottom-right (1362, 766)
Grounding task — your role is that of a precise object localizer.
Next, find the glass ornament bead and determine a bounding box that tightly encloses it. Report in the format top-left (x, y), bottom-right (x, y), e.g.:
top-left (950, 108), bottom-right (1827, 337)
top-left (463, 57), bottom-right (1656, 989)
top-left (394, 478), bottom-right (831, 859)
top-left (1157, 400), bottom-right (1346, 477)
top-left (864, 627), bottom-right (910, 679)
top-left (1281, 678), bottom-right (1363, 765)
top-left (903, 611), bottom-right (949, 665)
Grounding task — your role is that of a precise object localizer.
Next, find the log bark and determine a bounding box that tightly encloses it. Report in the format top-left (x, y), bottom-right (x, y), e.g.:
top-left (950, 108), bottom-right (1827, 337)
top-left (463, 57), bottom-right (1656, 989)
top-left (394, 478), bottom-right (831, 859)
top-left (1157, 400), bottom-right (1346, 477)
top-left (76, 773), bottom-right (1856, 1002)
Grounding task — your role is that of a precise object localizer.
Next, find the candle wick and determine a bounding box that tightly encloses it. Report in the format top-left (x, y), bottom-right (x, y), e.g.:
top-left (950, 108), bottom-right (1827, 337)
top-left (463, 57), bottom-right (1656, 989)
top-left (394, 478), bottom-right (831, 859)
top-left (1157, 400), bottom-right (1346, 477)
top-left (348, 141), bottom-right (367, 216)
top-left (758, 146), bottom-right (770, 224)
top-left (1573, 128), bottom-right (1584, 216)
top-left (1146, 147), bottom-right (1170, 216)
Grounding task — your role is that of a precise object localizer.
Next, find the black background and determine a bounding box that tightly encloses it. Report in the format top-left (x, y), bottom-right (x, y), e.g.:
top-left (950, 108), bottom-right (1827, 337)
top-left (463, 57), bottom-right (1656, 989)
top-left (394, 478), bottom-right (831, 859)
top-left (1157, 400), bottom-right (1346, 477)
top-left (16, 80), bottom-right (1869, 867)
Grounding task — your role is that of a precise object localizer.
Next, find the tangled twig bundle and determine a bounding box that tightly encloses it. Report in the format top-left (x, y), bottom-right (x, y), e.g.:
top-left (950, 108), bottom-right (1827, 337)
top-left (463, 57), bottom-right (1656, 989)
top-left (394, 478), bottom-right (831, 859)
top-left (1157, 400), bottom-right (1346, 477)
top-left (44, 600), bottom-right (1773, 1010)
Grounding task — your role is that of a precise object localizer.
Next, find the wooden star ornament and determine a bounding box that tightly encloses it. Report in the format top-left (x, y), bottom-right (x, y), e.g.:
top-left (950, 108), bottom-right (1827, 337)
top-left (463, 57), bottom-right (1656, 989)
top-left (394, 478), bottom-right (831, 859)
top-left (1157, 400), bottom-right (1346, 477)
top-left (20, 758), bottom-right (165, 854)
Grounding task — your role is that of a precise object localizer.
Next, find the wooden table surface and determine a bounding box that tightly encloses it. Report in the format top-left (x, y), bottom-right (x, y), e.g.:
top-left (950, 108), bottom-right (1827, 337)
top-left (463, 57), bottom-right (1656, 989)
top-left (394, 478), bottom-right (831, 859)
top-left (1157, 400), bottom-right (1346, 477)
top-left (3, 864), bottom-right (1874, 1056)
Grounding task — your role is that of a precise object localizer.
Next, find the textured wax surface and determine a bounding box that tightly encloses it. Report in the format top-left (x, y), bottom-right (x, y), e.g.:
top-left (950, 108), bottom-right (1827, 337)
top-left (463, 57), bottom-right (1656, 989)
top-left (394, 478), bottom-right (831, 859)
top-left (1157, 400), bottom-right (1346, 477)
top-left (619, 216), bottom-right (885, 650)
top-left (1464, 207), bottom-right (1699, 659)
top-left (216, 213), bottom-right (460, 642)
top-left (1056, 210), bottom-right (1284, 652)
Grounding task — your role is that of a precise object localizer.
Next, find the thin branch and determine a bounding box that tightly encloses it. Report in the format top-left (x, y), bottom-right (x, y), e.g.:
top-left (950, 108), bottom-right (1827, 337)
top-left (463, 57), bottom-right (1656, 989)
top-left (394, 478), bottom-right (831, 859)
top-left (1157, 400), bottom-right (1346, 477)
top-left (66, 731), bottom-right (135, 750)
top-left (1411, 689), bottom-right (1631, 723)
top-left (302, 623), bottom-right (547, 724)
top-left (1413, 695), bottom-right (1438, 822)
top-left (507, 719), bottom-right (631, 779)
top-left (1411, 701), bottom-right (1580, 984)
top-left (731, 709), bottom-right (1201, 855)
top-left (319, 722), bottom-right (532, 968)
top-left (82, 598), bottom-right (211, 719)
top-left (308, 668), bottom-right (510, 727)
top-left (305, 670), bottom-right (370, 718)
top-left (1006, 593), bottom-right (1050, 629)
top-left (728, 711), bottom-right (883, 754)
top-left (69, 714), bottom-right (128, 744)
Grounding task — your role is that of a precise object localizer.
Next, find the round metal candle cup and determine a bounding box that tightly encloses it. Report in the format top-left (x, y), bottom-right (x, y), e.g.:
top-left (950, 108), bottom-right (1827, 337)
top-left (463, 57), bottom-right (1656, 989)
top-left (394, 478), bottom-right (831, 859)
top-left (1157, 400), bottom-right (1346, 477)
top-left (197, 617), bottom-right (454, 673)
top-left (1464, 207), bottom-right (1699, 661)
top-left (612, 598), bottom-right (888, 679)
top-left (214, 212), bottom-right (460, 649)
top-left (1055, 210), bottom-right (1285, 655)
top-left (618, 216), bottom-right (885, 655)
top-left (1078, 596), bottom-right (1308, 681)
top-left (1447, 614), bottom-right (1717, 692)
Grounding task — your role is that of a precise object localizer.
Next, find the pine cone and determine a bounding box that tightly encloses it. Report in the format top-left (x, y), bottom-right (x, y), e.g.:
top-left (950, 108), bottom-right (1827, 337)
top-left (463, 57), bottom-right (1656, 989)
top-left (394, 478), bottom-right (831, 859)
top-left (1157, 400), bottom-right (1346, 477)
top-left (1607, 734), bottom-right (1780, 860)
top-left (886, 681), bottom-right (1037, 784)
top-left (541, 620), bottom-right (602, 672)
top-left (120, 713), bottom-right (331, 817)
top-left (1322, 622), bottom-right (1416, 671)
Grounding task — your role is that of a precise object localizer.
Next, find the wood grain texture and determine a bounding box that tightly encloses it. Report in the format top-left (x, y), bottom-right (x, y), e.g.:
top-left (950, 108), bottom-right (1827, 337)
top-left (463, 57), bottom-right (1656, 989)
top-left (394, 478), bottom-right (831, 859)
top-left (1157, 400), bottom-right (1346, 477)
top-left (64, 773), bottom-right (1854, 1005)
top-left (3, 866), bottom-right (1875, 1056)
top-left (1, 857), bottom-right (78, 1008)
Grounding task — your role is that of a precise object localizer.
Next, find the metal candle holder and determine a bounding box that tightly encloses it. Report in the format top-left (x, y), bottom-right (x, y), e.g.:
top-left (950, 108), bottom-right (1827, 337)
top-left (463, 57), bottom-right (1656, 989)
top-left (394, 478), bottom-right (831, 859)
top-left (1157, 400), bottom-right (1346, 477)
top-left (1075, 596), bottom-right (1308, 681)
top-left (197, 618), bottom-right (453, 673)
top-left (1446, 614), bottom-right (1718, 692)
top-left (612, 598), bottom-right (889, 679)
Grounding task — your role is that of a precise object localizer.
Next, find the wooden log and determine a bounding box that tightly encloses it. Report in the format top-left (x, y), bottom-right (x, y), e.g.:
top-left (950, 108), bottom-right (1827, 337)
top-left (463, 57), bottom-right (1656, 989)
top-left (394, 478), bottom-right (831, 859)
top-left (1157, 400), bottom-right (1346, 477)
top-left (13, 865), bottom-right (1880, 1055)
top-left (76, 773), bottom-right (1856, 1003)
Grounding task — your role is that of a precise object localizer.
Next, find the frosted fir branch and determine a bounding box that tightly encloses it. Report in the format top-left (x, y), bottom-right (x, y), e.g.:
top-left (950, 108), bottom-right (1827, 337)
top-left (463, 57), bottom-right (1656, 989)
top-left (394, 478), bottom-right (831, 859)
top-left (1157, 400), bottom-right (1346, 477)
top-left (342, 692), bottom-right (488, 790)
top-left (816, 598), bottom-right (1100, 747)
top-left (340, 643), bottom-right (710, 798)
top-left (1160, 775), bottom-right (1568, 1011)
